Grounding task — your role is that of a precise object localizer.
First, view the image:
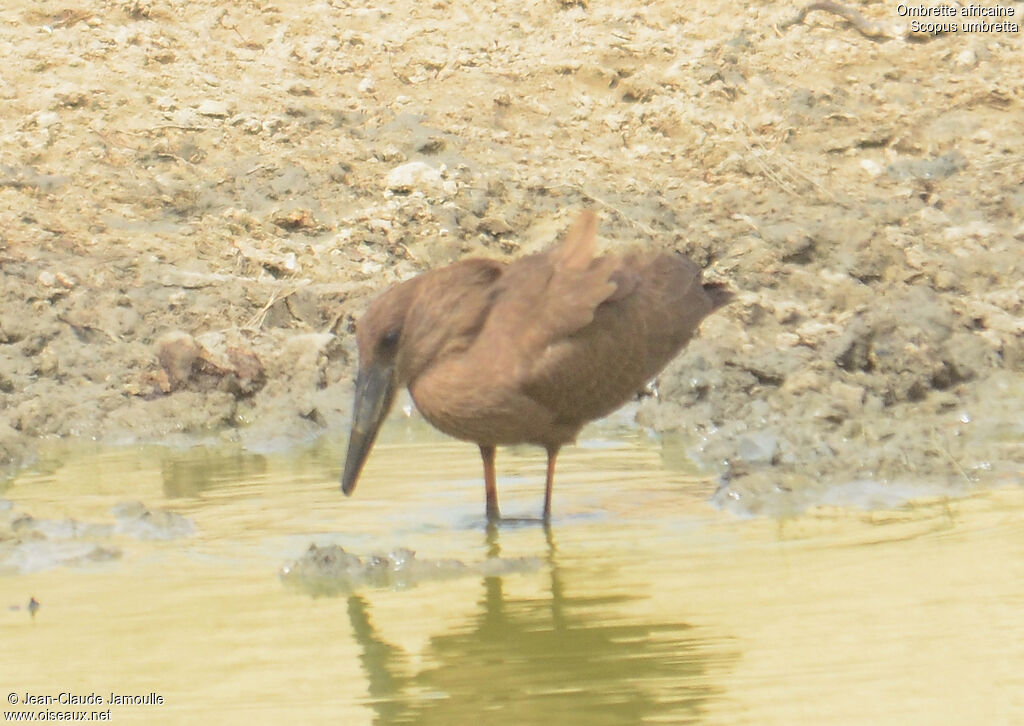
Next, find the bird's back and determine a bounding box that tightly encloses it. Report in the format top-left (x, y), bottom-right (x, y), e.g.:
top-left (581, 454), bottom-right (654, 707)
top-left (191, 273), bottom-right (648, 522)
top-left (407, 212), bottom-right (730, 448)
top-left (516, 248), bottom-right (725, 429)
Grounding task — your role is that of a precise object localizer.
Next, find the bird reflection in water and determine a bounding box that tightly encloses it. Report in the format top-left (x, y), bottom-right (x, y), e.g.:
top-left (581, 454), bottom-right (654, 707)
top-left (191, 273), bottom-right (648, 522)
top-left (338, 527), bottom-right (735, 725)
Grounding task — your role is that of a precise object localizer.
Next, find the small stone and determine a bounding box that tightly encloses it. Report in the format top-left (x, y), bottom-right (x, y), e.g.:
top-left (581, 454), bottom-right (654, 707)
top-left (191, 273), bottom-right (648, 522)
top-left (860, 159), bottom-right (883, 177)
top-left (954, 49), bottom-right (977, 69)
top-left (156, 331), bottom-right (199, 390)
top-left (933, 269), bottom-right (956, 290)
top-left (736, 431), bottom-right (778, 464)
top-left (385, 161), bottom-right (444, 195)
top-left (478, 216), bottom-right (513, 236)
top-left (416, 136), bottom-right (445, 154)
top-left (197, 99), bottom-right (229, 118)
top-left (226, 346), bottom-right (265, 395)
top-left (271, 208), bottom-right (317, 231)
top-left (781, 369), bottom-right (827, 395)
top-left (54, 91), bottom-right (88, 108)
top-left (830, 381), bottom-right (865, 413)
top-left (34, 111), bottom-right (60, 128)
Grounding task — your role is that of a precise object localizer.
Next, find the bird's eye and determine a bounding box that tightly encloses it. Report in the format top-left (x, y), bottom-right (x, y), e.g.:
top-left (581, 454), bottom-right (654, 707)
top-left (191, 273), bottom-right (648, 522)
top-left (379, 328), bottom-right (400, 352)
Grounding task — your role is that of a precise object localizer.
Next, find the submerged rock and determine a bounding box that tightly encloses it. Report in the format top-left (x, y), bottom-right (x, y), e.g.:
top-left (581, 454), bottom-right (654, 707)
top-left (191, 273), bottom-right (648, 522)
top-left (0, 507), bottom-right (121, 575)
top-left (0, 500), bottom-right (194, 574)
top-left (112, 501), bottom-right (196, 541)
top-left (0, 540), bottom-right (120, 576)
top-left (280, 543), bottom-right (541, 596)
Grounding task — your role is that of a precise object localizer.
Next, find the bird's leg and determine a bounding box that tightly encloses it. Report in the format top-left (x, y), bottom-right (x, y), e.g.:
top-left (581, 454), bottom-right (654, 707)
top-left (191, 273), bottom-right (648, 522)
top-left (542, 445), bottom-right (560, 522)
top-left (480, 444), bottom-right (500, 522)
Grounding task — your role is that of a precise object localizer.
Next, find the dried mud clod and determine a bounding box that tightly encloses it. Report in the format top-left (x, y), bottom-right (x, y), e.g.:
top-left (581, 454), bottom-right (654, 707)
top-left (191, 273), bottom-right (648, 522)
top-left (156, 331), bottom-right (200, 391)
top-left (154, 330), bottom-right (265, 397)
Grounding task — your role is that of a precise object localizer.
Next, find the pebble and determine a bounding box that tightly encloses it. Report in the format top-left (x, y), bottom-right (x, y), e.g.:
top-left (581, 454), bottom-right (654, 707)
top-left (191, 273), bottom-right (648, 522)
top-left (830, 381), bottom-right (866, 413)
top-left (197, 99), bottom-right (229, 118)
top-left (933, 269), bottom-right (956, 290)
top-left (478, 216), bottom-right (513, 236)
top-left (155, 331), bottom-right (199, 389)
top-left (34, 111), bottom-right (60, 128)
top-left (386, 161), bottom-right (444, 194)
top-left (954, 49), bottom-right (977, 69)
top-left (736, 431), bottom-right (778, 465)
top-left (775, 332), bottom-right (801, 348)
top-left (859, 159), bottom-right (883, 177)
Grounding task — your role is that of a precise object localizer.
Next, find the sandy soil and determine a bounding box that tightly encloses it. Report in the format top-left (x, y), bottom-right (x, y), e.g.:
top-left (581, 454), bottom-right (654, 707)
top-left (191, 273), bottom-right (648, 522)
top-left (1, 0), bottom-right (1021, 510)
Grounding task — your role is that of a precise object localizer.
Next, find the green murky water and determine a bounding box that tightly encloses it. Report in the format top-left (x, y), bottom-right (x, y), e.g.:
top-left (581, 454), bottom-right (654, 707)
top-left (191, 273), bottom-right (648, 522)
top-left (3, 422), bottom-right (1024, 724)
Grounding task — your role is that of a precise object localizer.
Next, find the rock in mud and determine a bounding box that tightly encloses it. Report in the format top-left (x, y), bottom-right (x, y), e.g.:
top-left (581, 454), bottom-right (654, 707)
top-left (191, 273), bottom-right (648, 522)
top-left (156, 331), bottom-right (200, 391)
top-left (155, 330), bottom-right (266, 398)
top-left (385, 161), bottom-right (454, 197)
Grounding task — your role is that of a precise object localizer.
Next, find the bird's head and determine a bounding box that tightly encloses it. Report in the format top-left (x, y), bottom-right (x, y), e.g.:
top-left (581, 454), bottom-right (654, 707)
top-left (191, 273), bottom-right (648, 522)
top-left (341, 278), bottom-right (419, 496)
top-left (340, 259), bottom-right (502, 496)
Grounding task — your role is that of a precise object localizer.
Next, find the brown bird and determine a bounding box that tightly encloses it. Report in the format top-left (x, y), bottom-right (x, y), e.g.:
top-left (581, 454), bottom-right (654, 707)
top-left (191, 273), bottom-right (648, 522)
top-left (341, 211), bottom-right (731, 522)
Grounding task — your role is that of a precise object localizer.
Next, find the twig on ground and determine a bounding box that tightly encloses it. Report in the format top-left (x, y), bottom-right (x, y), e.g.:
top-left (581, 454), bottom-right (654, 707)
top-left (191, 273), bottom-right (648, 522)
top-left (778, 2), bottom-right (893, 40)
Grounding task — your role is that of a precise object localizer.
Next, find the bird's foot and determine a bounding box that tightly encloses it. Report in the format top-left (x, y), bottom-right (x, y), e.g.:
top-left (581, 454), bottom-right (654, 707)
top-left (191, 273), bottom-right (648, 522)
top-left (488, 515), bottom-right (549, 528)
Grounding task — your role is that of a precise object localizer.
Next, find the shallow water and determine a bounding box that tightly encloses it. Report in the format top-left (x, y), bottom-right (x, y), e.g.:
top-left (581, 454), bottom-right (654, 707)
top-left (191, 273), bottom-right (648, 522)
top-left (3, 423), bottom-right (1024, 725)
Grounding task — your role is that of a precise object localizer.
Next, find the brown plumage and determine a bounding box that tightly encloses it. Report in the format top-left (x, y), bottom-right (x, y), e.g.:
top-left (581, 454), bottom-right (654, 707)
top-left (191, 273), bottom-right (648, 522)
top-left (341, 211), bottom-right (732, 522)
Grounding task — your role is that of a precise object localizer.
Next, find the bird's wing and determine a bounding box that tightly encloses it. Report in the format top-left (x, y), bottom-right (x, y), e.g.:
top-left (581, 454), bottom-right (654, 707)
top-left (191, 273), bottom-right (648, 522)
top-left (472, 213), bottom-right (646, 422)
top-left (496, 212), bottom-right (625, 349)
top-left (518, 251), bottom-right (709, 426)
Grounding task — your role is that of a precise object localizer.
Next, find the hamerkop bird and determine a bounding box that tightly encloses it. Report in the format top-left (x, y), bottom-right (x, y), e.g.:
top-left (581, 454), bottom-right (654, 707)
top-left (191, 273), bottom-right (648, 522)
top-left (341, 211), bottom-right (731, 522)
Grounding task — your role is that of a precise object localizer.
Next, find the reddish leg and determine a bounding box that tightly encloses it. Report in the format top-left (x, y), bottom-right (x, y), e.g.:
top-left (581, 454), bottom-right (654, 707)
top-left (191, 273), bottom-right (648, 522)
top-left (480, 444), bottom-right (500, 522)
top-left (543, 445), bottom-right (560, 522)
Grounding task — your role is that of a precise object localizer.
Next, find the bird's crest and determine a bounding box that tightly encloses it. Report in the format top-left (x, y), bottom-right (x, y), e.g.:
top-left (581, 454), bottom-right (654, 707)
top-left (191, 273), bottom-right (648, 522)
top-left (554, 210), bottom-right (599, 270)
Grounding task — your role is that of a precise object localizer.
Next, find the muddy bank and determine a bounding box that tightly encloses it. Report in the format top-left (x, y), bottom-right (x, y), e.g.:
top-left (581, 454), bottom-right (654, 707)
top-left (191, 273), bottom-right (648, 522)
top-left (1, 1), bottom-right (1021, 506)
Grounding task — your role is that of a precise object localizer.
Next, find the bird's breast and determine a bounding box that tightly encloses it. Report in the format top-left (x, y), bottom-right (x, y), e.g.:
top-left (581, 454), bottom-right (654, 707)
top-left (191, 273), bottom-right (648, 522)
top-left (408, 359), bottom-right (576, 448)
